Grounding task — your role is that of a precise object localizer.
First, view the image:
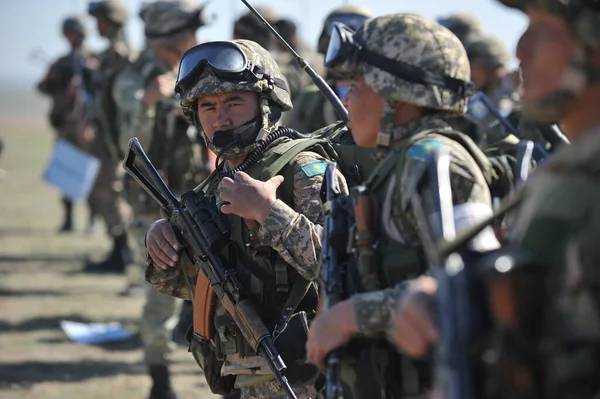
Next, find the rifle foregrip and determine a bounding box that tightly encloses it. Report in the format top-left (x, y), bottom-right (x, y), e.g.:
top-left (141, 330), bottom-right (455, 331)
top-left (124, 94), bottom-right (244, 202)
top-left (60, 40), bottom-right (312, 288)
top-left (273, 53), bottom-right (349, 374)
top-left (221, 296), bottom-right (270, 353)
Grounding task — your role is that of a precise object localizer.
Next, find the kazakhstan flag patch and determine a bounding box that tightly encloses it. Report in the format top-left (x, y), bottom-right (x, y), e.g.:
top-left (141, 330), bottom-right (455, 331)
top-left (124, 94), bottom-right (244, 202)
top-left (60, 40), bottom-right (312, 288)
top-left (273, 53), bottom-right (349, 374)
top-left (301, 161), bottom-right (327, 177)
top-left (409, 140), bottom-right (444, 160)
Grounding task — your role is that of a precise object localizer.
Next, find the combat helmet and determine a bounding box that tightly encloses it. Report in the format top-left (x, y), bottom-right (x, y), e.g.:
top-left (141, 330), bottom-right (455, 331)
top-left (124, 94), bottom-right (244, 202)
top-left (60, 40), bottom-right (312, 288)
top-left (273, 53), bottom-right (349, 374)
top-left (465, 35), bottom-right (511, 67)
top-left (318, 5), bottom-right (372, 54)
top-left (140, 0), bottom-right (208, 46)
top-left (233, 6), bottom-right (278, 49)
top-left (325, 13), bottom-right (475, 147)
top-left (436, 13), bottom-right (483, 45)
top-left (177, 39), bottom-right (292, 159)
top-left (62, 16), bottom-right (86, 36)
top-left (88, 0), bottom-right (129, 26)
top-left (497, 0), bottom-right (600, 123)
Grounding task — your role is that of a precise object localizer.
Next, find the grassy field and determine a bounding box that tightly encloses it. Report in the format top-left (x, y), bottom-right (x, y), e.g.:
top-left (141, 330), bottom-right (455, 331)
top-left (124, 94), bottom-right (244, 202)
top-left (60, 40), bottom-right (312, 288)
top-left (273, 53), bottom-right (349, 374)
top-left (0, 114), bottom-right (218, 399)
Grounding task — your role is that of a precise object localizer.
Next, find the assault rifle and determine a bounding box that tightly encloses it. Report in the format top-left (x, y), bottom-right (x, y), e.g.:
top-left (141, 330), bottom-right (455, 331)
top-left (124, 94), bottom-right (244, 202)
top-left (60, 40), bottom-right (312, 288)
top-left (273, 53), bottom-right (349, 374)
top-left (123, 137), bottom-right (298, 399)
top-left (320, 162), bottom-right (354, 399)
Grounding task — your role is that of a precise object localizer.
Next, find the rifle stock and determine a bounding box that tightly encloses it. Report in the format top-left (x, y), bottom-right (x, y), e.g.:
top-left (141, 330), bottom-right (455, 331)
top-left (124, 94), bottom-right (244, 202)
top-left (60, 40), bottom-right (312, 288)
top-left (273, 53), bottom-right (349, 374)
top-left (123, 138), bottom-right (298, 399)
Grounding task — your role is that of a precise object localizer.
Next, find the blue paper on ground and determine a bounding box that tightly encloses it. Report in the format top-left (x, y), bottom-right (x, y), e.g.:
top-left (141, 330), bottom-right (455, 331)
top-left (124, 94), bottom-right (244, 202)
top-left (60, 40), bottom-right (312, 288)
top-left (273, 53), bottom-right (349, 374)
top-left (60, 320), bottom-right (132, 344)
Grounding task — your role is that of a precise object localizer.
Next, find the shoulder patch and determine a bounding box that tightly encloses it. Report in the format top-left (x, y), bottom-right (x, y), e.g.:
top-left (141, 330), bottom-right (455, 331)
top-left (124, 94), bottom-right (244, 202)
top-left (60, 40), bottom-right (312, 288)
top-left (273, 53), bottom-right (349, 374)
top-left (408, 140), bottom-right (445, 161)
top-left (301, 161), bottom-right (327, 177)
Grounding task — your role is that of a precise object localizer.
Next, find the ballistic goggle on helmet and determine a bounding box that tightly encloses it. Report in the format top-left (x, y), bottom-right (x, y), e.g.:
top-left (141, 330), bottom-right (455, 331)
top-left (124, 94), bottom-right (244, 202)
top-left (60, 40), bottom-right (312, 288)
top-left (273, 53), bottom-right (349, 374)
top-left (176, 40), bottom-right (292, 157)
top-left (325, 16), bottom-right (475, 112)
top-left (317, 5), bottom-right (372, 54)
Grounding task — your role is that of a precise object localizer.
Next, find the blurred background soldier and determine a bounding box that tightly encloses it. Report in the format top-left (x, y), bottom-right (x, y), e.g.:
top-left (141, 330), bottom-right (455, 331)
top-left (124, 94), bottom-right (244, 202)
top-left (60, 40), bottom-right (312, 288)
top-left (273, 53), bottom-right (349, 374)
top-left (36, 16), bottom-right (97, 233)
top-left (112, 1), bottom-right (213, 398)
top-left (283, 5), bottom-right (371, 134)
top-left (436, 12), bottom-right (484, 46)
top-left (82, 0), bottom-right (134, 273)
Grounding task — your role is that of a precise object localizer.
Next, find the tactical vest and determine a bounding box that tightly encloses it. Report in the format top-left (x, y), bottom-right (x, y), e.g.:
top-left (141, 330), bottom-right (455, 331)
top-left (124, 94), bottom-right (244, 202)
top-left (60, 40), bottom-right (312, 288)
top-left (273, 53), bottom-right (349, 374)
top-left (338, 124), bottom-right (504, 399)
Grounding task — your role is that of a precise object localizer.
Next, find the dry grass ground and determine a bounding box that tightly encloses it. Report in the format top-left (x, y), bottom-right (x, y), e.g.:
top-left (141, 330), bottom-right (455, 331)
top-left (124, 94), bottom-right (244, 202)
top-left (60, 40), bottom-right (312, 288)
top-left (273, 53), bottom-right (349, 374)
top-left (0, 116), bottom-right (218, 399)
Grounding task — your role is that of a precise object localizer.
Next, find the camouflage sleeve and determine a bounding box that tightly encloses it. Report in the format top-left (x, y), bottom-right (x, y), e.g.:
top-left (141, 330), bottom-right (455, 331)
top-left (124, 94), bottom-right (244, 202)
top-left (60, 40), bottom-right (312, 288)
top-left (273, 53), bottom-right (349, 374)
top-left (257, 151), bottom-right (348, 281)
top-left (144, 253), bottom-right (196, 301)
top-left (393, 134), bottom-right (499, 251)
top-left (350, 282), bottom-right (409, 337)
top-left (112, 67), bottom-right (156, 152)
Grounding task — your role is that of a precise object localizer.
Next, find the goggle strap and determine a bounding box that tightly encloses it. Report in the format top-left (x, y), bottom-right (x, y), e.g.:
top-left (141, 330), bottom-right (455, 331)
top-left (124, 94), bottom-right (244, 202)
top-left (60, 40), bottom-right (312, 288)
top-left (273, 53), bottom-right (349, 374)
top-left (358, 46), bottom-right (476, 98)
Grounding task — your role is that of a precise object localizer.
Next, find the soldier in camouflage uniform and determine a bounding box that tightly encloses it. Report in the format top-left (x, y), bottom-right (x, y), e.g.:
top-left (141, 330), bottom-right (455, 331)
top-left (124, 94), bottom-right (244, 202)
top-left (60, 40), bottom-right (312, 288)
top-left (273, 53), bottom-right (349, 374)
top-left (112, 1), bottom-right (212, 398)
top-left (436, 13), bottom-right (483, 46)
top-left (283, 5), bottom-right (372, 134)
top-left (305, 14), bottom-right (501, 399)
top-left (388, 1), bottom-right (600, 397)
top-left (36, 16), bottom-right (96, 232)
top-left (232, 8), bottom-right (319, 106)
top-left (144, 38), bottom-right (347, 399)
top-left (82, 0), bottom-right (134, 273)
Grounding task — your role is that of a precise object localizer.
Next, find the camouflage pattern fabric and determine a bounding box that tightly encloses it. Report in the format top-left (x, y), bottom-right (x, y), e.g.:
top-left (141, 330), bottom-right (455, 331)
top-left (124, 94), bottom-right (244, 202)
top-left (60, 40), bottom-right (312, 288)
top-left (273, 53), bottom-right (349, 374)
top-left (36, 49), bottom-right (97, 144)
top-left (239, 380), bottom-right (317, 399)
top-left (334, 14), bottom-right (472, 145)
top-left (145, 148), bottom-right (348, 297)
top-left (180, 39), bottom-right (292, 159)
top-left (140, 0), bottom-right (207, 46)
top-left (350, 115), bottom-right (495, 337)
top-left (87, 32), bottom-right (133, 236)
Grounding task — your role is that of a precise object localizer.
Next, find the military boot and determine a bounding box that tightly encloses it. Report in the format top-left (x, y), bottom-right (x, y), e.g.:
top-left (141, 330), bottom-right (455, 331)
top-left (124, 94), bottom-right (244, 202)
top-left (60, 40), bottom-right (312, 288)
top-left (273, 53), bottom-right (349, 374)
top-left (59, 197), bottom-right (74, 232)
top-left (84, 233), bottom-right (131, 273)
top-left (148, 365), bottom-right (179, 399)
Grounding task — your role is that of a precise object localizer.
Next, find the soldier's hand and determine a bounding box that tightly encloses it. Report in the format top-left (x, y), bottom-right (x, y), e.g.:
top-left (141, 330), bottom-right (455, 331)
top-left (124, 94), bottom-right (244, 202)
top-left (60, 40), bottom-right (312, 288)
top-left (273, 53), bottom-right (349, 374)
top-left (146, 219), bottom-right (182, 269)
top-left (220, 171), bottom-right (283, 223)
top-left (306, 299), bottom-right (358, 369)
top-left (143, 74), bottom-right (177, 108)
top-left (389, 276), bottom-right (439, 357)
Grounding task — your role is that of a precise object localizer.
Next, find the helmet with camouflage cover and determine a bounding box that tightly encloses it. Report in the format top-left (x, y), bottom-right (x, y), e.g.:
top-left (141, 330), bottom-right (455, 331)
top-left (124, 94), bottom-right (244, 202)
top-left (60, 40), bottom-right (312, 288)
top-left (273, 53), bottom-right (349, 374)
top-left (62, 16), bottom-right (86, 36)
top-left (88, 0), bottom-right (129, 26)
top-left (436, 13), bottom-right (483, 45)
top-left (233, 6), bottom-right (278, 50)
top-left (180, 39), bottom-right (292, 159)
top-left (318, 5), bottom-right (372, 54)
top-left (497, 0), bottom-right (600, 122)
top-left (465, 35), bottom-right (511, 67)
top-left (335, 14), bottom-right (472, 145)
top-left (140, 0), bottom-right (208, 46)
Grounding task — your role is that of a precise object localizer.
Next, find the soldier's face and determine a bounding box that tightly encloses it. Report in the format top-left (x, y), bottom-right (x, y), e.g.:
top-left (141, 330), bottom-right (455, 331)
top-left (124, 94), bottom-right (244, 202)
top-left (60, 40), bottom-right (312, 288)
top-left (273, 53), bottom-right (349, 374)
top-left (196, 91), bottom-right (260, 141)
top-left (342, 76), bottom-right (384, 147)
top-left (516, 10), bottom-right (574, 103)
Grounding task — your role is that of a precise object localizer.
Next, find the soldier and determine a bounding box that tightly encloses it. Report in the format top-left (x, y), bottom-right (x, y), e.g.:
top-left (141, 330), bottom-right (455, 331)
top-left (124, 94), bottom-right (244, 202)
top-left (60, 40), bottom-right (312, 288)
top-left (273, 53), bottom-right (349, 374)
top-left (112, 1), bottom-right (213, 398)
top-left (283, 5), bottom-right (372, 134)
top-left (436, 13), bottom-right (483, 46)
top-left (232, 8), bottom-right (319, 106)
top-left (304, 13), bottom-right (500, 398)
top-left (391, 1), bottom-right (600, 397)
top-left (36, 16), bottom-right (96, 232)
top-left (82, 0), bottom-right (134, 273)
top-left (143, 39), bottom-right (347, 398)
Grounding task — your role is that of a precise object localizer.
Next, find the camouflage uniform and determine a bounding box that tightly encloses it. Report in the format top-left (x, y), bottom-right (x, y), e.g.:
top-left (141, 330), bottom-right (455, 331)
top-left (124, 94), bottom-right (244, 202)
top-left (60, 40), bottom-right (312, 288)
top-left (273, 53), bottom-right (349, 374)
top-left (145, 39), bottom-right (347, 399)
top-left (283, 5), bottom-right (372, 133)
top-left (36, 16), bottom-right (96, 232)
top-left (482, 0), bottom-right (600, 397)
top-left (85, 0), bottom-right (134, 272)
top-left (113, 2), bottom-right (210, 398)
top-left (316, 14), bottom-right (499, 398)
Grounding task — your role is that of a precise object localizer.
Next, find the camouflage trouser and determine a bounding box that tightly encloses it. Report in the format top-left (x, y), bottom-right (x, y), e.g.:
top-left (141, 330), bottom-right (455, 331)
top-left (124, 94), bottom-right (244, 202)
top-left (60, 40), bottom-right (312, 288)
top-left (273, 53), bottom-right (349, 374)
top-left (87, 143), bottom-right (132, 236)
top-left (131, 217), bottom-right (182, 366)
top-left (239, 382), bottom-right (317, 399)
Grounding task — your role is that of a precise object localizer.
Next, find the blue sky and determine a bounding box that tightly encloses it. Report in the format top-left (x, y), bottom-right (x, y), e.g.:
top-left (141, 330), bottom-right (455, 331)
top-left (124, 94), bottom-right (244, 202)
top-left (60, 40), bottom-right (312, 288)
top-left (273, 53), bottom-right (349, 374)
top-left (0, 0), bottom-right (527, 88)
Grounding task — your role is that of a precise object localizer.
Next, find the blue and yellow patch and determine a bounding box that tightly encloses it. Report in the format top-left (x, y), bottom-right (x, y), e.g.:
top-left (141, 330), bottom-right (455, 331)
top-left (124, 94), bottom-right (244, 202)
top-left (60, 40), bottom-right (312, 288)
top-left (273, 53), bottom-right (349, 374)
top-left (409, 140), bottom-right (445, 160)
top-left (301, 161), bottom-right (327, 177)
